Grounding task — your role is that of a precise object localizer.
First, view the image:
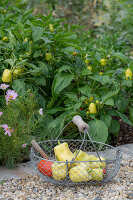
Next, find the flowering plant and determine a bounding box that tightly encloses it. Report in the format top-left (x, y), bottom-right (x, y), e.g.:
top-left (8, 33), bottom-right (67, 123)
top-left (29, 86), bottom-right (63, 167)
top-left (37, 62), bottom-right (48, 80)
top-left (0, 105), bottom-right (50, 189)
top-left (0, 84), bottom-right (43, 168)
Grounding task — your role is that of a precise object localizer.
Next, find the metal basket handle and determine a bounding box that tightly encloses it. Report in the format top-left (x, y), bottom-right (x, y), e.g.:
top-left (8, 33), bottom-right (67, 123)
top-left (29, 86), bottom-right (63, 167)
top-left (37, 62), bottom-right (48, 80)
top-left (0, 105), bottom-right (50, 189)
top-left (72, 115), bottom-right (102, 162)
top-left (55, 115), bottom-right (102, 162)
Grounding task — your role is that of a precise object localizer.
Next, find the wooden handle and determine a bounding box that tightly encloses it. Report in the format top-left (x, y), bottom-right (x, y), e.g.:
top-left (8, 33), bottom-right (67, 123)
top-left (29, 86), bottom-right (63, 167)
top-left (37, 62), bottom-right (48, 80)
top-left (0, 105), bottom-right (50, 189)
top-left (72, 115), bottom-right (89, 133)
top-left (31, 140), bottom-right (49, 160)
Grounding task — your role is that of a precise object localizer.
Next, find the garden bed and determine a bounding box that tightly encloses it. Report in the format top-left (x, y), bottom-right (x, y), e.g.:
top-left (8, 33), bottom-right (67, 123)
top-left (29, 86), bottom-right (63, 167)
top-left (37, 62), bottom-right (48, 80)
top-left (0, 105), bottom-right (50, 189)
top-left (110, 120), bottom-right (133, 147)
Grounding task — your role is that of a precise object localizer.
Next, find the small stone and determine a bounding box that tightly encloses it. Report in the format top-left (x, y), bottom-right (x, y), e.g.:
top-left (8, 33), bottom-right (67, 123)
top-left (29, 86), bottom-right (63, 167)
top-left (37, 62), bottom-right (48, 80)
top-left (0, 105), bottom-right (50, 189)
top-left (94, 197), bottom-right (102, 200)
top-left (129, 193), bottom-right (133, 198)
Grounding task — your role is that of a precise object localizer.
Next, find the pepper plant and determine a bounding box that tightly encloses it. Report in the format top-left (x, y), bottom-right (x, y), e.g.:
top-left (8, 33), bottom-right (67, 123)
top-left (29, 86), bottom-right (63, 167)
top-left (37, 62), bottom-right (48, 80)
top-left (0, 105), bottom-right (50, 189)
top-left (0, 0), bottom-right (133, 150)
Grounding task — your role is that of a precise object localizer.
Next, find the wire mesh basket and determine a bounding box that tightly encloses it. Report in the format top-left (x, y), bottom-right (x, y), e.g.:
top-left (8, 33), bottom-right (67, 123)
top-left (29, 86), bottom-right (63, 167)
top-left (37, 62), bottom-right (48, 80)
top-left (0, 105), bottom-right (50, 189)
top-left (30, 115), bottom-right (122, 186)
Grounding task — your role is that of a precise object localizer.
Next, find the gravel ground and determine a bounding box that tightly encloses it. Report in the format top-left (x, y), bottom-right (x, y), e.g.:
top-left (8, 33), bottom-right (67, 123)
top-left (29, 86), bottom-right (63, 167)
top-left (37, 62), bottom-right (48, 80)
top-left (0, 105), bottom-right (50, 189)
top-left (0, 144), bottom-right (133, 200)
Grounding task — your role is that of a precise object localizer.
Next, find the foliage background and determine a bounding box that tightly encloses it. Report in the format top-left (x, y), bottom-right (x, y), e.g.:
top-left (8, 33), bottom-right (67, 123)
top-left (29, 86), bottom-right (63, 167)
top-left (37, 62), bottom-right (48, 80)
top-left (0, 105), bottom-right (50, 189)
top-left (0, 0), bottom-right (133, 165)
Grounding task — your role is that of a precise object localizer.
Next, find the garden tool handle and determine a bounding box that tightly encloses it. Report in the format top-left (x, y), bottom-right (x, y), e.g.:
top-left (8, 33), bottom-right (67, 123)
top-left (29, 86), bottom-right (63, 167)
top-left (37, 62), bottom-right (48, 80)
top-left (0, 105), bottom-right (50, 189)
top-left (31, 140), bottom-right (49, 160)
top-left (72, 115), bottom-right (89, 133)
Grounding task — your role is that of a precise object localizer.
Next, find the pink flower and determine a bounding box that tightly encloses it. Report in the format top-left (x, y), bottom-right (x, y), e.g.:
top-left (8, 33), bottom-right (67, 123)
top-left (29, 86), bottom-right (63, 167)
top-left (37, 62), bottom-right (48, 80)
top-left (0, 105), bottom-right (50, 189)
top-left (22, 144), bottom-right (27, 148)
top-left (39, 108), bottom-right (43, 115)
top-left (0, 112), bottom-right (2, 116)
top-left (0, 84), bottom-right (9, 90)
top-left (0, 124), bottom-right (11, 136)
top-left (5, 89), bottom-right (18, 104)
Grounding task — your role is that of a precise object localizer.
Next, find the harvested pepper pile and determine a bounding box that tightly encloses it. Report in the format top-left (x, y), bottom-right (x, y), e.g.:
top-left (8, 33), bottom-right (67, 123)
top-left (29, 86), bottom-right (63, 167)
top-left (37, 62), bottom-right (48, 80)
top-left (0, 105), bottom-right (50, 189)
top-left (37, 142), bottom-right (106, 183)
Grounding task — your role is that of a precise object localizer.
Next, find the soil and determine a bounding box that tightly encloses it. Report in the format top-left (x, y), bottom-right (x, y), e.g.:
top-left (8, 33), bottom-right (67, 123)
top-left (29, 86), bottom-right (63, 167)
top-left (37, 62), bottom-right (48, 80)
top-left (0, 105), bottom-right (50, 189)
top-left (110, 119), bottom-right (133, 147)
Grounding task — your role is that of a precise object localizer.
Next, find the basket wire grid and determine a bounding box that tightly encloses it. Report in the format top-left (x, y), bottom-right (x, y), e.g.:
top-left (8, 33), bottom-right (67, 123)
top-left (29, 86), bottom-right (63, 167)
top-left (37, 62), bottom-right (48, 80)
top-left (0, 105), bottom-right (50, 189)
top-left (30, 118), bottom-right (122, 186)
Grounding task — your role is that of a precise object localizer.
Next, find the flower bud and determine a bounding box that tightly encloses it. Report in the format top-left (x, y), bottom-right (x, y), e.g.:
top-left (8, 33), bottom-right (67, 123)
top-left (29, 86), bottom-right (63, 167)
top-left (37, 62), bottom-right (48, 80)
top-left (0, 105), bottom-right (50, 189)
top-left (72, 52), bottom-right (77, 56)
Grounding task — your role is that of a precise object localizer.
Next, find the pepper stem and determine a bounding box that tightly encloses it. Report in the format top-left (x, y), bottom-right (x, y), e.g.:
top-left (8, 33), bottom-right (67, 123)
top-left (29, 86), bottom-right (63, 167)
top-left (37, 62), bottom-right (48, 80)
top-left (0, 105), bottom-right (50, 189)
top-left (57, 140), bottom-right (61, 145)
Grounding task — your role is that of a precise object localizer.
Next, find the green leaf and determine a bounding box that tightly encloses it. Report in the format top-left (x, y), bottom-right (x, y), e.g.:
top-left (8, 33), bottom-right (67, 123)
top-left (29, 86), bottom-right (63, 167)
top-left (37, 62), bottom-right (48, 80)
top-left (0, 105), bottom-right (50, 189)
top-left (78, 85), bottom-right (91, 97)
top-left (38, 61), bottom-right (48, 75)
top-left (110, 119), bottom-right (120, 133)
top-left (8, 30), bottom-right (16, 48)
top-left (88, 120), bottom-right (108, 143)
top-left (37, 94), bottom-right (46, 109)
top-left (113, 52), bottom-right (129, 63)
top-left (89, 75), bottom-right (110, 85)
top-left (102, 88), bottom-right (120, 103)
top-left (41, 37), bottom-right (52, 44)
top-left (33, 50), bottom-right (42, 58)
top-left (115, 97), bottom-right (128, 113)
top-left (32, 26), bottom-right (44, 42)
top-left (56, 65), bottom-right (72, 74)
top-left (5, 58), bottom-right (15, 67)
top-left (48, 110), bottom-right (79, 139)
top-left (121, 80), bottom-right (132, 87)
top-left (24, 62), bottom-right (38, 69)
top-left (0, 180), bottom-right (5, 185)
top-left (104, 98), bottom-right (114, 106)
top-left (12, 79), bottom-right (26, 96)
top-left (100, 114), bottom-right (112, 128)
top-left (5, 157), bottom-right (15, 169)
top-left (95, 52), bottom-right (101, 61)
top-left (61, 47), bottom-right (78, 55)
top-left (73, 97), bottom-right (86, 111)
top-left (129, 106), bottom-right (133, 123)
top-left (46, 107), bottom-right (64, 114)
top-left (64, 92), bottom-right (78, 102)
top-left (116, 111), bottom-right (133, 127)
top-left (55, 32), bottom-right (77, 41)
top-left (35, 115), bottom-right (53, 138)
top-left (52, 73), bottom-right (74, 97)
top-left (32, 76), bottom-right (46, 86)
top-left (81, 69), bottom-right (92, 75)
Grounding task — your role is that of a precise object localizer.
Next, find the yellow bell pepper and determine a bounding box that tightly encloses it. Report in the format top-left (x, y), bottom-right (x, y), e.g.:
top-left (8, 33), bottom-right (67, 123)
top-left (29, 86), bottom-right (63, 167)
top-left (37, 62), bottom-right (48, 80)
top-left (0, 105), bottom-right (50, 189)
top-left (54, 142), bottom-right (74, 162)
top-left (99, 72), bottom-right (103, 75)
top-left (2, 69), bottom-right (13, 82)
top-left (69, 164), bottom-right (92, 182)
top-left (96, 100), bottom-right (100, 104)
top-left (86, 111), bottom-right (90, 115)
top-left (90, 156), bottom-right (106, 169)
top-left (74, 150), bottom-right (97, 162)
top-left (84, 98), bottom-right (89, 105)
top-left (45, 52), bottom-right (52, 61)
top-left (100, 59), bottom-right (106, 66)
top-left (88, 102), bottom-right (97, 114)
top-left (52, 162), bottom-right (67, 181)
top-left (85, 59), bottom-right (89, 64)
top-left (24, 38), bottom-right (28, 42)
top-left (89, 96), bottom-right (93, 102)
top-left (125, 68), bottom-right (132, 80)
top-left (87, 66), bottom-right (92, 71)
top-left (2, 36), bottom-right (8, 42)
top-left (13, 68), bottom-right (24, 77)
top-left (90, 168), bottom-right (103, 181)
top-left (49, 24), bottom-right (54, 32)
